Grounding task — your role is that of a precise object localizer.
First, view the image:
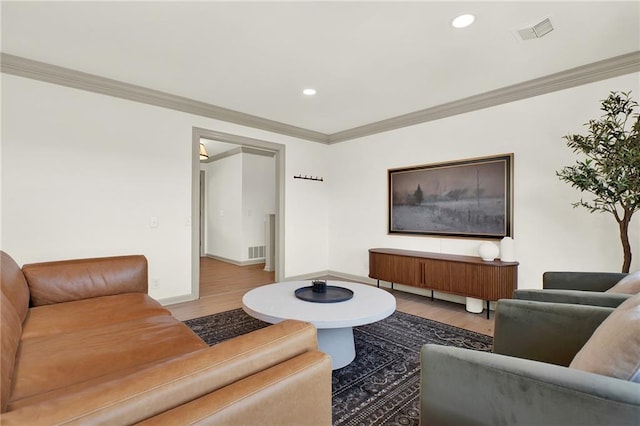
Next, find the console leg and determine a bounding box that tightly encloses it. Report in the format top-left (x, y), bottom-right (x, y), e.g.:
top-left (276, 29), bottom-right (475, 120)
top-left (486, 301), bottom-right (490, 319)
top-left (431, 290), bottom-right (434, 301)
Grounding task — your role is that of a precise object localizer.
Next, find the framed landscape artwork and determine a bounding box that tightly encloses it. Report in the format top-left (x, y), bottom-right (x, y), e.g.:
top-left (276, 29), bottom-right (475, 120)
top-left (388, 154), bottom-right (513, 239)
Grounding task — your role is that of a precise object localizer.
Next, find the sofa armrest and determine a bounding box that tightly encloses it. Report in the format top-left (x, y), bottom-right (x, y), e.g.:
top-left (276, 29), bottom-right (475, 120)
top-left (543, 271), bottom-right (626, 291)
top-left (139, 351), bottom-right (332, 426)
top-left (22, 255), bottom-right (148, 306)
top-left (513, 288), bottom-right (630, 307)
top-left (3, 320), bottom-right (326, 425)
top-left (420, 344), bottom-right (640, 426)
top-left (493, 299), bottom-right (613, 366)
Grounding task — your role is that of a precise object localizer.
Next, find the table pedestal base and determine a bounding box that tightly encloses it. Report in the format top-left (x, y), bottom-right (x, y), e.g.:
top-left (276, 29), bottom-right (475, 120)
top-left (317, 327), bottom-right (355, 370)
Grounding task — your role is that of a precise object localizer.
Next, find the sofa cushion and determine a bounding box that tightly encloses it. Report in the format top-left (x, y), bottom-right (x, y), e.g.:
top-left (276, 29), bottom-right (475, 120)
top-left (21, 293), bottom-right (170, 339)
top-left (606, 270), bottom-right (640, 294)
top-left (23, 255), bottom-right (148, 306)
top-left (10, 315), bottom-right (207, 404)
top-left (7, 320), bottom-right (321, 415)
top-left (569, 292), bottom-right (640, 382)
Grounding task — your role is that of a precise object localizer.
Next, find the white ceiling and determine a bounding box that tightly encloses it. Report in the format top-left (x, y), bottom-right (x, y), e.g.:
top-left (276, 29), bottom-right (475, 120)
top-left (2, 1), bottom-right (639, 136)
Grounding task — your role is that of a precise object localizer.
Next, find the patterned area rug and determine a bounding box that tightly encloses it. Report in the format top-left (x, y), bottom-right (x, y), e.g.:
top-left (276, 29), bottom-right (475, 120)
top-left (184, 308), bottom-right (492, 426)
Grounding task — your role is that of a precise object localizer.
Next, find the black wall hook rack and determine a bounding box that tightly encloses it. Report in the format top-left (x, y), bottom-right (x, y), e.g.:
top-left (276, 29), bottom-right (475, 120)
top-left (294, 174), bottom-right (324, 182)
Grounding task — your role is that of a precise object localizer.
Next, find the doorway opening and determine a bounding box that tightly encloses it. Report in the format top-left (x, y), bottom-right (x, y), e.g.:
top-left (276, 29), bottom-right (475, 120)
top-left (191, 128), bottom-right (286, 300)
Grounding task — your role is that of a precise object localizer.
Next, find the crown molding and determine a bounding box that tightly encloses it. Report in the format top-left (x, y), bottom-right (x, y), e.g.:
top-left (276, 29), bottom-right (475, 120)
top-left (328, 50), bottom-right (640, 143)
top-left (2, 51), bottom-right (638, 145)
top-left (0, 53), bottom-right (329, 144)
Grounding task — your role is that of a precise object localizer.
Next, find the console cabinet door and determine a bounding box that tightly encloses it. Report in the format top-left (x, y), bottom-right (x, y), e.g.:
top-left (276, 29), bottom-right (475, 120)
top-left (464, 264), bottom-right (517, 300)
top-left (462, 264), bottom-right (484, 298)
top-left (369, 252), bottom-right (416, 285)
top-left (418, 259), bottom-right (451, 291)
top-left (369, 252), bottom-right (394, 282)
top-left (419, 260), bottom-right (468, 296)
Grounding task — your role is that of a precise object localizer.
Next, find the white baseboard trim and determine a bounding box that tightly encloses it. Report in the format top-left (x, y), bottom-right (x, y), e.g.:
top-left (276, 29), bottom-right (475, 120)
top-left (205, 254), bottom-right (265, 266)
top-left (284, 270), bottom-right (330, 282)
top-left (326, 270), bottom-right (377, 285)
top-left (157, 293), bottom-right (197, 306)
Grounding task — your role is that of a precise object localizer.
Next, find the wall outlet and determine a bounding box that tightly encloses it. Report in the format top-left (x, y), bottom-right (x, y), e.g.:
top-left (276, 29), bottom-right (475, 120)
top-left (152, 278), bottom-right (160, 289)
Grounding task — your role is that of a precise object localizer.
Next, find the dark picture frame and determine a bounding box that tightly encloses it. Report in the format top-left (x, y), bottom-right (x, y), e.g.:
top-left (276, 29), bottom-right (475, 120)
top-left (388, 154), bottom-right (513, 238)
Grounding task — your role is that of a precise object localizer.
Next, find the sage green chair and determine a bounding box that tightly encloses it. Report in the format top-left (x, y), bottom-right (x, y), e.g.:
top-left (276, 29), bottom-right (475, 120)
top-left (420, 296), bottom-right (640, 425)
top-left (513, 271), bottom-right (634, 307)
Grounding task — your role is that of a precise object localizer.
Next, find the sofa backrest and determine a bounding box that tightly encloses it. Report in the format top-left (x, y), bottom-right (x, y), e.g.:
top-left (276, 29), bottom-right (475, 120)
top-left (22, 255), bottom-right (148, 306)
top-left (1, 251), bottom-right (30, 412)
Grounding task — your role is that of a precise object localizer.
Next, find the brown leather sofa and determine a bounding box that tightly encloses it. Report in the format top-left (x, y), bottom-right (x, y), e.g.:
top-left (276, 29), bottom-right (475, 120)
top-left (1, 251), bottom-right (332, 425)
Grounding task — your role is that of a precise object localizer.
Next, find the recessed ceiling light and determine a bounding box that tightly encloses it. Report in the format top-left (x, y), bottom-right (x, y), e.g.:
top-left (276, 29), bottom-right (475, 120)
top-left (452, 14), bottom-right (475, 28)
top-left (303, 88), bottom-right (317, 96)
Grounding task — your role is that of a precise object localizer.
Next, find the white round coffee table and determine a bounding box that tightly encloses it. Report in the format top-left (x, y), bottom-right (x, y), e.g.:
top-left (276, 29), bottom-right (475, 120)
top-left (242, 280), bottom-right (396, 369)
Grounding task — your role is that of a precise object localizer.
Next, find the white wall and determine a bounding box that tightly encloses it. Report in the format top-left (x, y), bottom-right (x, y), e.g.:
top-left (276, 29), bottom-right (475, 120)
top-left (3, 71), bottom-right (638, 303)
top-left (327, 73), bottom-right (640, 289)
top-left (285, 144), bottom-right (329, 277)
top-left (1, 74), bottom-right (330, 301)
top-left (241, 153), bottom-right (276, 261)
top-left (202, 152), bottom-right (276, 263)
top-left (204, 154), bottom-right (243, 261)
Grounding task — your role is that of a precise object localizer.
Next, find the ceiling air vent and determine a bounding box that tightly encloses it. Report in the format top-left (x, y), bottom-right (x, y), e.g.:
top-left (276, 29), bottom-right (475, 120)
top-left (516, 17), bottom-right (554, 40)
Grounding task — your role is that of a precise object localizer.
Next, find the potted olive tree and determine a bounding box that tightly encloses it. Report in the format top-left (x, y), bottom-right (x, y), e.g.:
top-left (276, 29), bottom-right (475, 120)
top-left (557, 91), bottom-right (639, 272)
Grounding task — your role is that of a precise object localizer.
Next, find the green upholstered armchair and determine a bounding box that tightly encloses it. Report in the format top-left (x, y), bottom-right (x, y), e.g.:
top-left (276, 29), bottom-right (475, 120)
top-left (513, 271), bottom-right (636, 308)
top-left (420, 297), bottom-right (640, 426)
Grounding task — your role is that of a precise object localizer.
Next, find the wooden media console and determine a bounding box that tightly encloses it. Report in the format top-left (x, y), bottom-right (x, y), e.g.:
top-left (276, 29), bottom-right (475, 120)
top-left (368, 248), bottom-right (519, 318)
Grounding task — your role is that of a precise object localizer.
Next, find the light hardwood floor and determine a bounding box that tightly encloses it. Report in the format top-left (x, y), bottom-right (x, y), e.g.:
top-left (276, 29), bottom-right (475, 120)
top-left (167, 257), bottom-right (495, 336)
